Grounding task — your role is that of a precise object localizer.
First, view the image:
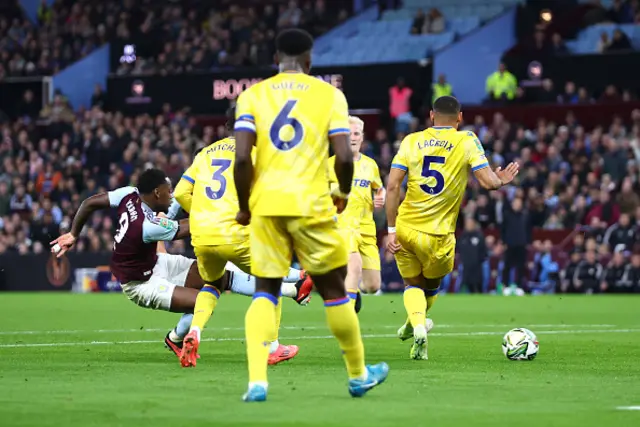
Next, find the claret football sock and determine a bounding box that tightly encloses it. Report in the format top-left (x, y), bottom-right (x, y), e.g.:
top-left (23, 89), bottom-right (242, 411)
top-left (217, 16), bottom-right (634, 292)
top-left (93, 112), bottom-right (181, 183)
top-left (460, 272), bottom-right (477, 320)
top-left (403, 286), bottom-right (427, 329)
top-left (245, 293), bottom-right (278, 384)
top-left (324, 297), bottom-right (366, 380)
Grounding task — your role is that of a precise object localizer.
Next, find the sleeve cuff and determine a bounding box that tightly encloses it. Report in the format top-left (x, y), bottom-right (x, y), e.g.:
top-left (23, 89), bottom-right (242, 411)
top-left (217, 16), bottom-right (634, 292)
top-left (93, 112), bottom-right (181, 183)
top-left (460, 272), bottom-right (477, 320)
top-left (328, 128), bottom-right (350, 136)
top-left (391, 163), bottom-right (408, 171)
top-left (181, 175), bottom-right (195, 184)
top-left (234, 120), bottom-right (256, 133)
top-left (472, 162), bottom-right (489, 172)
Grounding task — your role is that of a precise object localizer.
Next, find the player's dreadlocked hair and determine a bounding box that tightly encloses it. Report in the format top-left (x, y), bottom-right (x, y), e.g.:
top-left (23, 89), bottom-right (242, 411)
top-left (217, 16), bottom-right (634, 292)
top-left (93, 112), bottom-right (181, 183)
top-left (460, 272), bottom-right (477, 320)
top-left (137, 168), bottom-right (169, 194)
top-left (276, 28), bottom-right (314, 56)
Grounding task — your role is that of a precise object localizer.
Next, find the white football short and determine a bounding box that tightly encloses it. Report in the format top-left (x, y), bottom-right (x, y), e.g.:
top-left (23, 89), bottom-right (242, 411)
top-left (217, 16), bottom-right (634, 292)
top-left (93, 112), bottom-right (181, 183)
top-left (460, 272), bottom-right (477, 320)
top-left (120, 253), bottom-right (194, 311)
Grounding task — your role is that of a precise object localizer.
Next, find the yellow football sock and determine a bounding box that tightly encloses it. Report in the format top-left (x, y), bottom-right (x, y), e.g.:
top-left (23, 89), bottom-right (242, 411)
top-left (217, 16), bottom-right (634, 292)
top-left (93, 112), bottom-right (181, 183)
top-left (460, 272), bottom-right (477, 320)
top-left (325, 297), bottom-right (366, 379)
top-left (245, 293), bottom-right (278, 384)
top-left (268, 297), bottom-right (283, 344)
top-left (190, 285), bottom-right (220, 331)
top-left (426, 294), bottom-right (438, 314)
top-left (403, 286), bottom-right (426, 329)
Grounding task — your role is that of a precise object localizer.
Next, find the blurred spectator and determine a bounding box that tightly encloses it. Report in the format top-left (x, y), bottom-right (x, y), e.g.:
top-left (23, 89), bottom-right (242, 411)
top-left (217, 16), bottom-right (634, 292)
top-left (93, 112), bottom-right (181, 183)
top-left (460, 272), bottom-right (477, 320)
top-left (607, 29), bottom-right (633, 51)
top-left (603, 213), bottom-right (638, 252)
top-left (16, 90), bottom-right (40, 121)
top-left (529, 240), bottom-right (559, 293)
top-left (557, 81), bottom-right (578, 104)
top-left (600, 84), bottom-right (622, 103)
top-left (617, 177), bottom-right (640, 214)
top-left (585, 190), bottom-right (621, 226)
top-left (534, 79), bottom-right (557, 104)
top-left (424, 8), bottom-right (445, 34)
top-left (559, 249), bottom-right (583, 293)
top-left (457, 218), bottom-right (487, 293)
top-left (600, 250), bottom-right (627, 292)
top-left (609, 0), bottom-right (635, 23)
top-left (91, 84), bottom-right (106, 109)
top-left (577, 87), bottom-right (596, 104)
top-left (573, 249), bottom-right (603, 294)
top-left (485, 63), bottom-right (518, 103)
top-left (431, 74), bottom-right (452, 105)
top-left (501, 197), bottom-right (531, 287)
top-left (597, 31), bottom-right (610, 53)
top-left (389, 77), bottom-right (413, 133)
top-left (619, 252), bottom-right (640, 292)
top-left (550, 33), bottom-right (568, 55)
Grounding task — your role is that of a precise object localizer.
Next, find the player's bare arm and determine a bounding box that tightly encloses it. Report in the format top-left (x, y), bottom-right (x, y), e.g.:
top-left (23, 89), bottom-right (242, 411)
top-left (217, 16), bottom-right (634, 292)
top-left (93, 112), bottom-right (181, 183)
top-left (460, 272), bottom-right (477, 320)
top-left (385, 167), bottom-right (406, 254)
top-left (50, 192), bottom-right (110, 257)
top-left (173, 218), bottom-right (191, 240)
top-left (330, 133), bottom-right (354, 213)
top-left (234, 129), bottom-right (254, 225)
top-left (474, 161), bottom-right (520, 190)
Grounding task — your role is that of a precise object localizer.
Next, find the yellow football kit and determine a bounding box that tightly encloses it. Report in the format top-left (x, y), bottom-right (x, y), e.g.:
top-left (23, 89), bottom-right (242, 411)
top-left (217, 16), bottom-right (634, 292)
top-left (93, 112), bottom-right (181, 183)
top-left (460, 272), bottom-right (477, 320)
top-left (328, 154), bottom-right (382, 271)
top-left (391, 127), bottom-right (489, 279)
top-left (235, 71), bottom-right (350, 277)
top-left (174, 137), bottom-right (251, 282)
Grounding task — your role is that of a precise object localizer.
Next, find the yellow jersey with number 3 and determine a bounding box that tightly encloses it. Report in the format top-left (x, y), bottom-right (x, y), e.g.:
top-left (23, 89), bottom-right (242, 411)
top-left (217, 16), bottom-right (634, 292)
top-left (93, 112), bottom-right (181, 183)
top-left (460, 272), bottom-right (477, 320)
top-left (234, 72), bottom-right (350, 217)
top-left (391, 127), bottom-right (488, 235)
top-left (178, 137), bottom-right (248, 246)
top-left (328, 154), bottom-right (382, 237)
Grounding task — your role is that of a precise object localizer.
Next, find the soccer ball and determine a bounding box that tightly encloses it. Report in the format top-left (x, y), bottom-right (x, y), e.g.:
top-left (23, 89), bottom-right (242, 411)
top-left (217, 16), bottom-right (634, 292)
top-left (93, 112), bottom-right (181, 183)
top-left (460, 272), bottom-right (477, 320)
top-left (502, 328), bottom-right (539, 361)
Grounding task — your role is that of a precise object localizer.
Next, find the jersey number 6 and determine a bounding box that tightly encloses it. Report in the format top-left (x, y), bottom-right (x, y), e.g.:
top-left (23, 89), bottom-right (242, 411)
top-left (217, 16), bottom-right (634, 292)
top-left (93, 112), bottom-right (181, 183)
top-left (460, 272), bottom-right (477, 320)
top-left (206, 159), bottom-right (232, 200)
top-left (420, 155), bottom-right (446, 195)
top-left (270, 100), bottom-right (303, 151)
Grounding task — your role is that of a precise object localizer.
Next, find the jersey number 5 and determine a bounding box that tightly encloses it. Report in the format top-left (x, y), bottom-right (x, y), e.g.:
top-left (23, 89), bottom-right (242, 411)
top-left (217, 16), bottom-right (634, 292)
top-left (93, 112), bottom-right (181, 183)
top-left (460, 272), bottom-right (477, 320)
top-left (420, 155), bottom-right (445, 195)
top-left (206, 159), bottom-right (232, 200)
top-left (270, 100), bottom-right (303, 151)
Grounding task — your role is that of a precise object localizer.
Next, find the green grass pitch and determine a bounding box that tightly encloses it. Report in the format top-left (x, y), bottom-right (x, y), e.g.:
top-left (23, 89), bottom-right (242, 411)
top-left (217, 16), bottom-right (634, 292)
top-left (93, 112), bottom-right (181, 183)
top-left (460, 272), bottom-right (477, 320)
top-left (0, 293), bottom-right (639, 427)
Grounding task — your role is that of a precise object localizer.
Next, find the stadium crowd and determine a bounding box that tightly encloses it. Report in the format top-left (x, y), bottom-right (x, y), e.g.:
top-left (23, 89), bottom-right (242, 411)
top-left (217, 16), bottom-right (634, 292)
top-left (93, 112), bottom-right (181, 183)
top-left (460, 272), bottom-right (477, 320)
top-left (1, 88), bottom-right (640, 294)
top-left (1, 0), bottom-right (639, 293)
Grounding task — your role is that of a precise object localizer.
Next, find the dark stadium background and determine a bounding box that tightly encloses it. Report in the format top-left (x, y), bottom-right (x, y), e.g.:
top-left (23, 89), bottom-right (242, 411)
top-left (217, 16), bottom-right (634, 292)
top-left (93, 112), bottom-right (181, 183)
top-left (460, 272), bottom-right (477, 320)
top-left (1, 0), bottom-right (640, 296)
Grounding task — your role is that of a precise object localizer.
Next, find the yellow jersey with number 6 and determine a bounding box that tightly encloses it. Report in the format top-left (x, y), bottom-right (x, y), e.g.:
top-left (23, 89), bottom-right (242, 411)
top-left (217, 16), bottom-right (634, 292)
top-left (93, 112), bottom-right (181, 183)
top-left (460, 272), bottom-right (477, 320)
top-left (328, 154), bottom-right (382, 237)
top-left (234, 72), bottom-right (350, 217)
top-left (178, 137), bottom-right (248, 246)
top-left (391, 127), bottom-right (488, 235)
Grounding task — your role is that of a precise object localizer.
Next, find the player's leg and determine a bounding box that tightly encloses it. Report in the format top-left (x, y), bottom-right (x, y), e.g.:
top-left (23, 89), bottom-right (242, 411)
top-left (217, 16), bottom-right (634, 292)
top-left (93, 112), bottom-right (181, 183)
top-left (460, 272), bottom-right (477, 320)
top-left (243, 216), bottom-right (293, 401)
top-left (224, 242), bottom-right (302, 365)
top-left (225, 264), bottom-right (313, 305)
top-left (360, 234), bottom-right (382, 294)
top-left (344, 229), bottom-right (363, 310)
top-left (293, 216), bottom-right (388, 398)
top-left (164, 256), bottom-right (204, 352)
top-left (180, 246), bottom-right (226, 367)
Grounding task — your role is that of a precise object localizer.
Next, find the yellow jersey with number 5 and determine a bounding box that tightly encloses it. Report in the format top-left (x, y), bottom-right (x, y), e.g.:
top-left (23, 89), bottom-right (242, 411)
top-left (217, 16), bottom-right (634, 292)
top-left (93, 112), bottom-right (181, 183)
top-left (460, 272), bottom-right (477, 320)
top-left (391, 127), bottom-right (488, 235)
top-left (234, 71), bottom-right (350, 217)
top-left (328, 154), bottom-right (382, 237)
top-left (177, 137), bottom-right (248, 246)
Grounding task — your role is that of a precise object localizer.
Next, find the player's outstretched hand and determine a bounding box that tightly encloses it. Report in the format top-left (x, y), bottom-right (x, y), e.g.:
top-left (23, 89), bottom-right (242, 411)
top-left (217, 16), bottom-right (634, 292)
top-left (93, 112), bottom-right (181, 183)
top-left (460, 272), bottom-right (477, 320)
top-left (236, 210), bottom-right (251, 226)
top-left (373, 188), bottom-right (385, 209)
top-left (496, 162), bottom-right (520, 185)
top-left (50, 233), bottom-right (76, 258)
top-left (386, 232), bottom-right (402, 254)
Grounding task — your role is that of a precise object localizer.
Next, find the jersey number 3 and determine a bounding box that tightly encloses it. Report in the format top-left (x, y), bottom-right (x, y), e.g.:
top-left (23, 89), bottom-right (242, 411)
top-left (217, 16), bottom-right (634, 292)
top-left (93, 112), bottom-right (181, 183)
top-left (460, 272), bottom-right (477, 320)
top-left (206, 159), bottom-right (232, 200)
top-left (420, 155), bottom-right (445, 195)
top-left (270, 100), bottom-right (303, 151)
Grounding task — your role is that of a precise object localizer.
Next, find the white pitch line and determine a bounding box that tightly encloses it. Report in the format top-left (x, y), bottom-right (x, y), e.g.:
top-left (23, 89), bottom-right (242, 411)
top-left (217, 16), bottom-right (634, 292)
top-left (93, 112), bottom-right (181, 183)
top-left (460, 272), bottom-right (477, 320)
top-left (1, 328), bottom-right (639, 349)
top-left (0, 324), bottom-right (620, 336)
top-left (616, 406), bottom-right (640, 411)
